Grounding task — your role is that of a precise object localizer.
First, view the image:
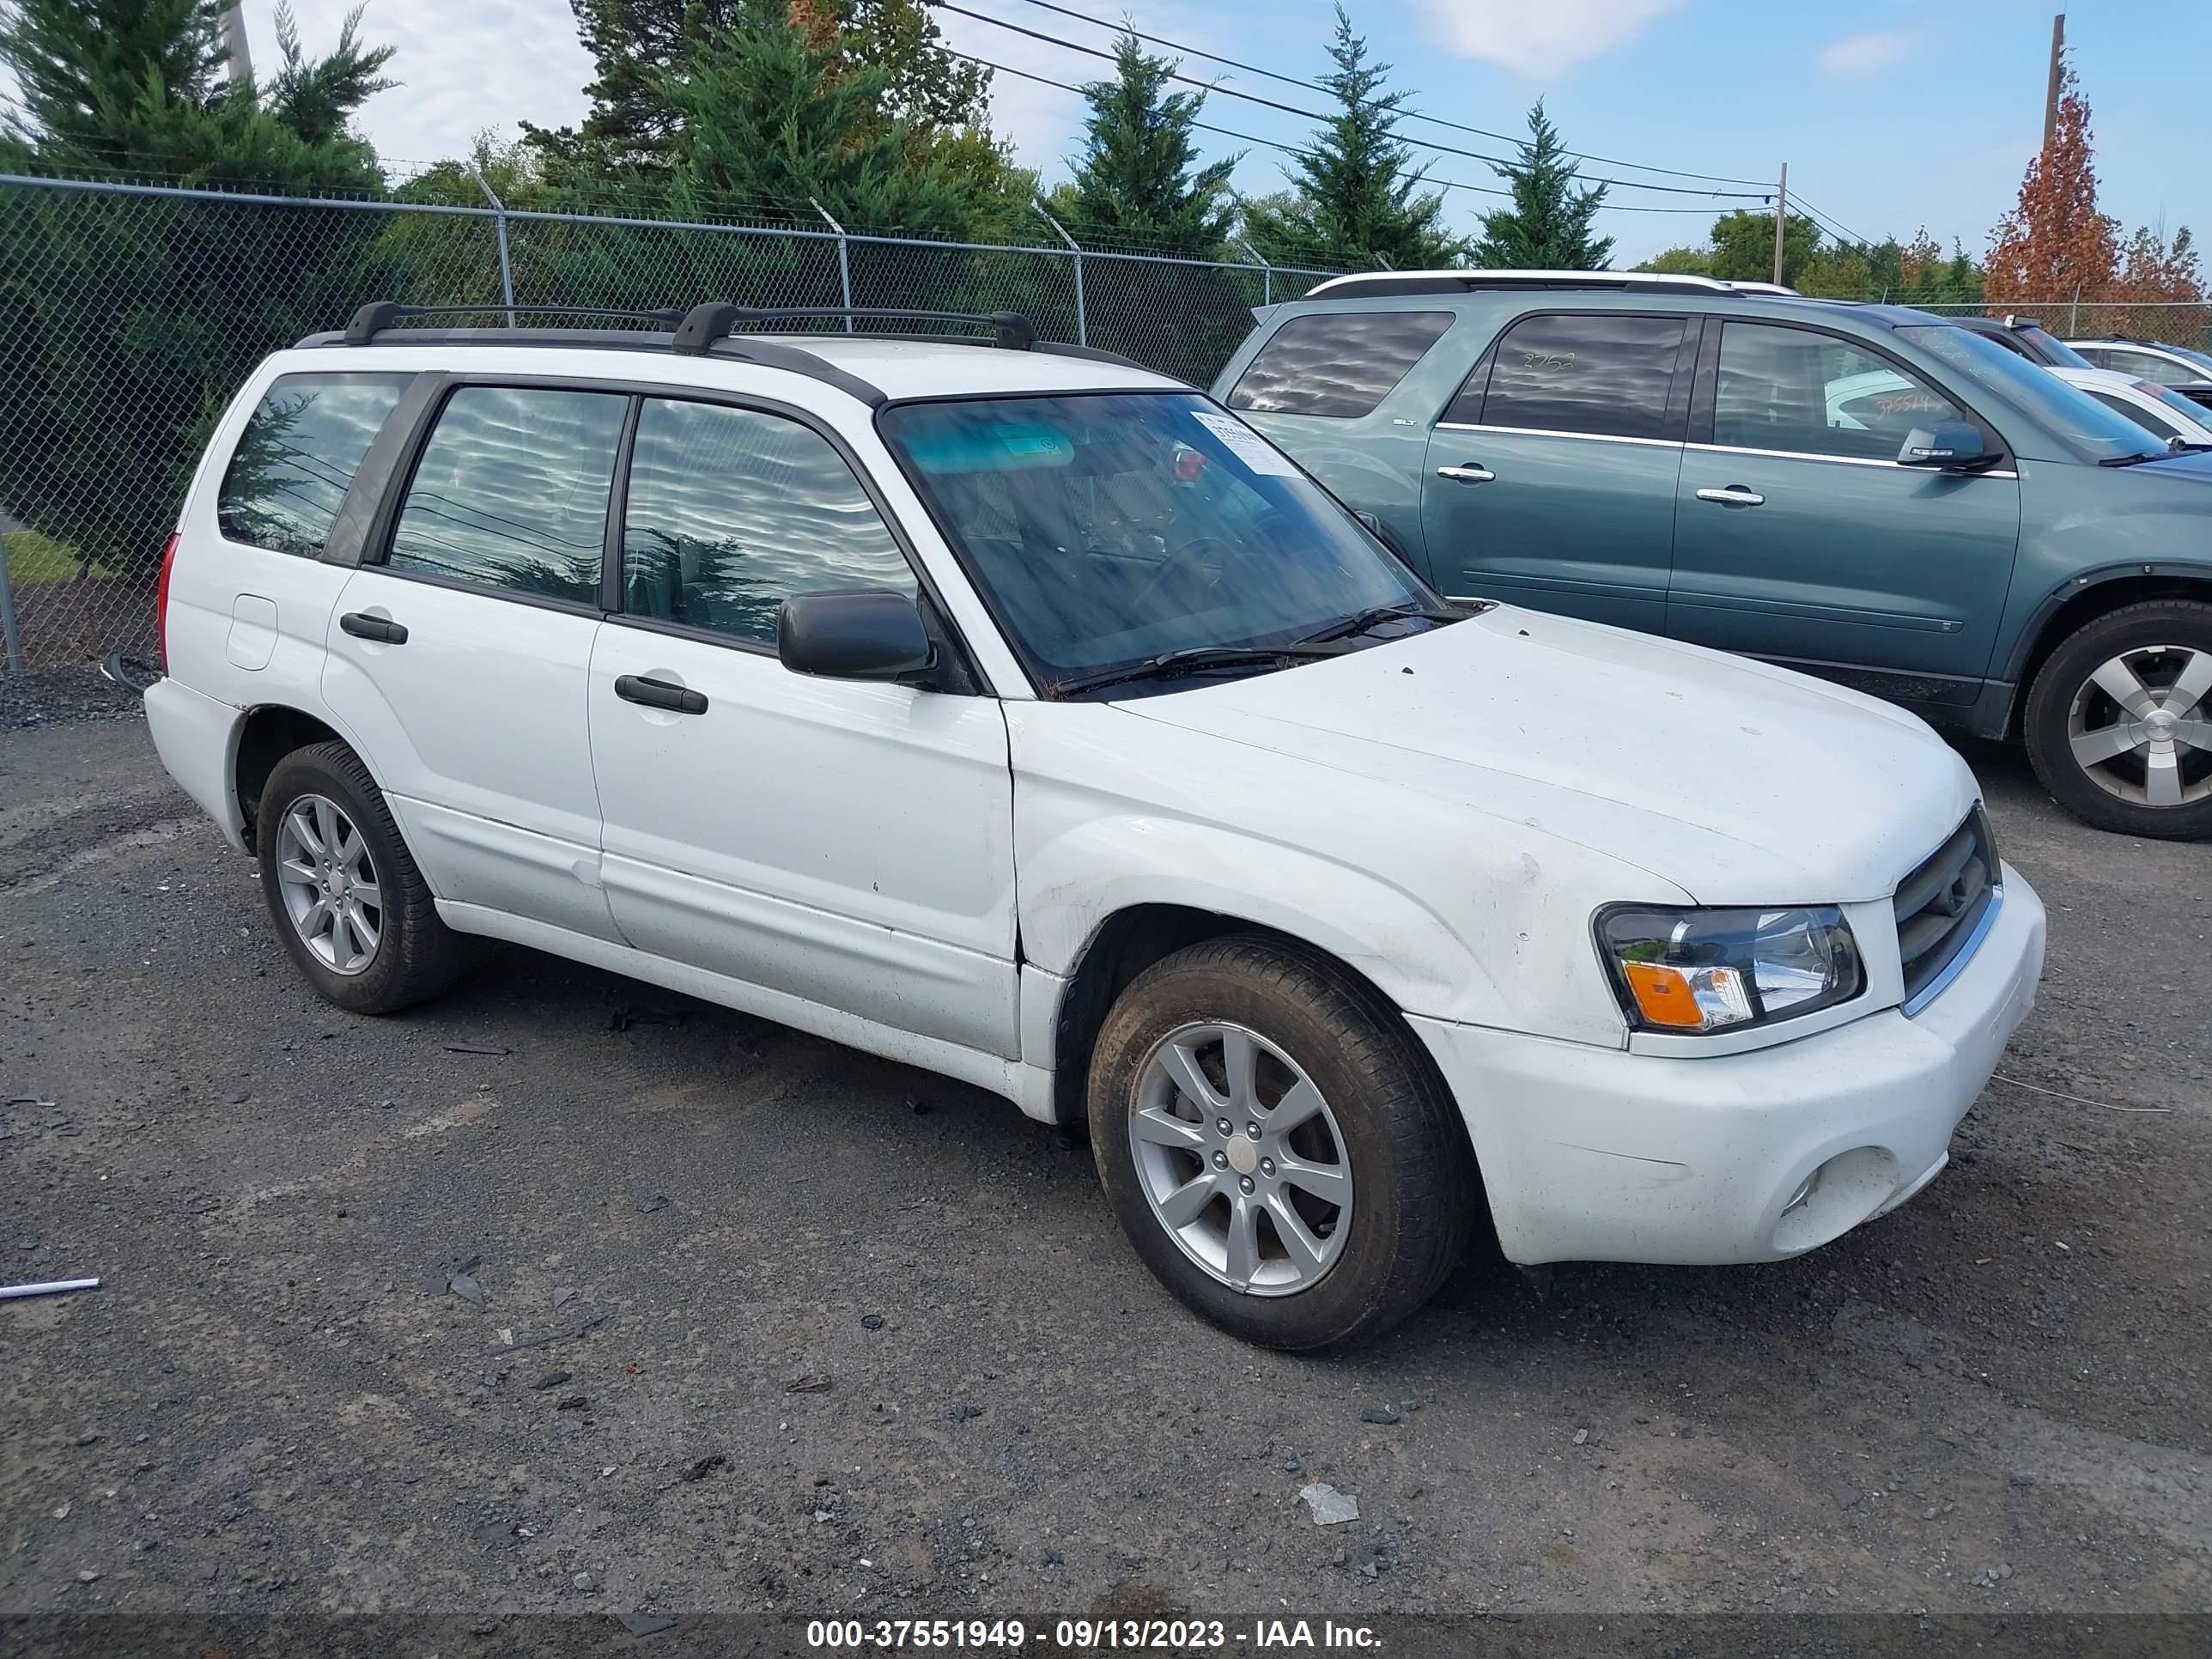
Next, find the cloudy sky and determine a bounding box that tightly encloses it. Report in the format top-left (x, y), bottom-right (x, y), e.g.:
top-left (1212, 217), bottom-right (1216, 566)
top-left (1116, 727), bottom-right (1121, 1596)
top-left (242, 1), bottom-right (2209, 267)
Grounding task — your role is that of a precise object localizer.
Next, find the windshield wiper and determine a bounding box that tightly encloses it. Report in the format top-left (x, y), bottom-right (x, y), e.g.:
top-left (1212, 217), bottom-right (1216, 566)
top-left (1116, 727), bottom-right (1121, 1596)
top-left (2099, 447), bottom-right (2203, 466)
top-left (1295, 602), bottom-right (1460, 646)
top-left (1046, 643), bottom-right (1344, 699)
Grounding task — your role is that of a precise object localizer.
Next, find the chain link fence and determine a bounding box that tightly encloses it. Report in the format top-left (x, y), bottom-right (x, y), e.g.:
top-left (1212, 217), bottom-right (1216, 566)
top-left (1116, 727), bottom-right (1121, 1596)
top-left (1905, 298), bottom-right (2212, 345)
top-left (0, 173), bottom-right (1335, 669)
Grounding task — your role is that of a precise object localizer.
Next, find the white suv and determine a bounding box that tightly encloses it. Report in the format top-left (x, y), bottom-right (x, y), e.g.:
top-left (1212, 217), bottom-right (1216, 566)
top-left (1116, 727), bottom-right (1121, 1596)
top-left (144, 301), bottom-right (2047, 1350)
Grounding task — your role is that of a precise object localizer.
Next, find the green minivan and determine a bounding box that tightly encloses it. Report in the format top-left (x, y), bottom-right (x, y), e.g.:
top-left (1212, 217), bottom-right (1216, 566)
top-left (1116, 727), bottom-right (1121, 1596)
top-left (1212, 271), bottom-right (2212, 839)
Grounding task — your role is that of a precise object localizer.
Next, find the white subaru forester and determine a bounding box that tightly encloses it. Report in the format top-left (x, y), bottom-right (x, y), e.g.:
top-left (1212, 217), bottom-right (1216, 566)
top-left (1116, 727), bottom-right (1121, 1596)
top-left (143, 301), bottom-right (2046, 1350)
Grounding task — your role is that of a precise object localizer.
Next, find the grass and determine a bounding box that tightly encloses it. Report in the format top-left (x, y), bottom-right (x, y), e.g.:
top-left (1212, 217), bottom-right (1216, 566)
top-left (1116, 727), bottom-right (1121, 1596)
top-left (1, 528), bottom-right (113, 584)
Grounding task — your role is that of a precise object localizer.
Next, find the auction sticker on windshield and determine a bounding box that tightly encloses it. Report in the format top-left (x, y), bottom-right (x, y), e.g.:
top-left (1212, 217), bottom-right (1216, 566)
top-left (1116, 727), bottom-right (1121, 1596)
top-left (1190, 410), bottom-right (1300, 476)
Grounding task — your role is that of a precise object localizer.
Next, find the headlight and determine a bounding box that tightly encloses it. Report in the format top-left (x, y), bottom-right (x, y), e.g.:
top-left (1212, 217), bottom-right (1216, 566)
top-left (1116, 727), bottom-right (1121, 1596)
top-left (1595, 904), bottom-right (1863, 1035)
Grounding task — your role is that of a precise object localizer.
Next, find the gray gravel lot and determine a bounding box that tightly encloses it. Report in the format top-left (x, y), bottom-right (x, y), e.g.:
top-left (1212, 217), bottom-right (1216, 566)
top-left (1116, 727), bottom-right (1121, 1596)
top-left (2, 684), bottom-right (2208, 1638)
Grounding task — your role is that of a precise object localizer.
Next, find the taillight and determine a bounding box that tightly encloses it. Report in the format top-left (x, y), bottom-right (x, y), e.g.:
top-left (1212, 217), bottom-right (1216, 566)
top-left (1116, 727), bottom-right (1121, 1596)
top-left (154, 532), bottom-right (180, 674)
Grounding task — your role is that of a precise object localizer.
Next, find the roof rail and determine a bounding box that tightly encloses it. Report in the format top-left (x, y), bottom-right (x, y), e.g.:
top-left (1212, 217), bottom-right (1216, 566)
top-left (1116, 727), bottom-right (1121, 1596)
top-left (673, 303), bottom-right (1037, 355)
top-left (1303, 269), bottom-right (1743, 300)
top-left (341, 301), bottom-right (684, 344)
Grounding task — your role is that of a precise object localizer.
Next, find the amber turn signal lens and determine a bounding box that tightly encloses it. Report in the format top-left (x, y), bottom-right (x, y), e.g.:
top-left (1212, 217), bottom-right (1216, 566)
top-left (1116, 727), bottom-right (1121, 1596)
top-left (1620, 962), bottom-right (1711, 1029)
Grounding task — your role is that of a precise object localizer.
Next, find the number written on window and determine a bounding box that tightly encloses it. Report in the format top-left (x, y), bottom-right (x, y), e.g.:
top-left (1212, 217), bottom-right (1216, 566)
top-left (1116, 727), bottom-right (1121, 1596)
top-left (1450, 313), bottom-right (1687, 441)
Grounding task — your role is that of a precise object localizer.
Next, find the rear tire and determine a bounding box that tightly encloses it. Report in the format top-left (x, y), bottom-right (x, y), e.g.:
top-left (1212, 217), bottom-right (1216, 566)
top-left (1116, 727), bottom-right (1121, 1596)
top-left (2022, 600), bottom-right (2212, 840)
top-left (256, 741), bottom-right (466, 1014)
top-left (1087, 935), bottom-right (1476, 1352)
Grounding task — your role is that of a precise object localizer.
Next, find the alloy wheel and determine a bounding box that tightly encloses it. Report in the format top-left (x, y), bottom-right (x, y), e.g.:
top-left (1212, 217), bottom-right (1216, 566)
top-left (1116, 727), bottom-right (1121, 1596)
top-left (1129, 1022), bottom-right (1353, 1297)
top-left (2066, 645), bottom-right (2212, 809)
top-left (273, 793), bottom-right (383, 975)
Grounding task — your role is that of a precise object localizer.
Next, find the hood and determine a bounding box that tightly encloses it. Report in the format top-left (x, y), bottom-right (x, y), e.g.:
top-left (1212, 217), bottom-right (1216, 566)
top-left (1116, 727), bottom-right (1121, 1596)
top-left (1116, 606), bottom-right (1979, 905)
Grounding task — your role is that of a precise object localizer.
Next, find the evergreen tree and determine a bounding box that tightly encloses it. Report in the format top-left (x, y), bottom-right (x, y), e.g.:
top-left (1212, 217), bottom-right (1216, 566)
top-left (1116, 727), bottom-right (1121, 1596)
top-left (659, 0), bottom-right (981, 237)
top-left (1045, 31), bottom-right (1236, 256)
top-left (528, 0), bottom-right (990, 181)
top-left (1472, 100), bottom-right (1611, 270)
top-left (1240, 6), bottom-right (1462, 270)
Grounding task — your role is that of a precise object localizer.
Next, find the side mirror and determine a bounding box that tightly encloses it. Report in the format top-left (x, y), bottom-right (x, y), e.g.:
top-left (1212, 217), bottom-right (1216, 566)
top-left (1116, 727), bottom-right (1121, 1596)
top-left (777, 590), bottom-right (935, 681)
top-left (1898, 419), bottom-right (1996, 471)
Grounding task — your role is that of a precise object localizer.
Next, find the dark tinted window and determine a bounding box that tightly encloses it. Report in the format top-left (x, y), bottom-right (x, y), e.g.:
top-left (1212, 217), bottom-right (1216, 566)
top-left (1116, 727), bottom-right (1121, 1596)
top-left (1226, 311), bottom-right (1455, 418)
top-left (217, 373), bottom-right (410, 555)
top-left (621, 399), bottom-right (916, 645)
top-left (1717, 323), bottom-right (1965, 461)
top-left (387, 386), bottom-right (627, 605)
top-left (1458, 313), bottom-right (1686, 439)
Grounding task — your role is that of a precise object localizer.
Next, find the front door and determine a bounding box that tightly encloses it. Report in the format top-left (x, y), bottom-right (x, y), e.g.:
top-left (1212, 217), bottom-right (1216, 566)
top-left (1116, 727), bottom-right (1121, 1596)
top-left (1667, 319), bottom-right (2022, 696)
top-left (1421, 310), bottom-right (1695, 633)
top-left (321, 382), bottom-right (629, 939)
top-left (587, 395), bottom-right (1019, 1058)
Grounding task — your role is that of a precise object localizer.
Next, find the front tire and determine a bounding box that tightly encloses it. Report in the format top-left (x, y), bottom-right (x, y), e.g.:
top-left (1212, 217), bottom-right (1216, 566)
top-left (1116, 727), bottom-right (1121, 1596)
top-left (1087, 936), bottom-right (1476, 1352)
top-left (2022, 600), bottom-right (2212, 840)
top-left (256, 741), bottom-right (466, 1014)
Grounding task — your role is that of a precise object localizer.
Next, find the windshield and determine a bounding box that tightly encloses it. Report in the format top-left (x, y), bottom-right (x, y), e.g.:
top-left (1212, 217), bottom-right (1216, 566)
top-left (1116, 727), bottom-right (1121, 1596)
top-left (880, 392), bottom-right (1437, 690)
top-left (2016, 325), bottom-right (2095, 368)
top-left (2138, 380), bottom-right (2212, 430)
top-left (2160, 343), bottom-right (2212, 376)
top-left (1898, 324), bottom-right (2164, 462)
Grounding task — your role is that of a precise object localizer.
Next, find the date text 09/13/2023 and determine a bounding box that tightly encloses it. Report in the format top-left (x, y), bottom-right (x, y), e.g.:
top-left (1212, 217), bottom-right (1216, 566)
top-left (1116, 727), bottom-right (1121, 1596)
top-left (805, 1617), bottom-right (1381, 1648)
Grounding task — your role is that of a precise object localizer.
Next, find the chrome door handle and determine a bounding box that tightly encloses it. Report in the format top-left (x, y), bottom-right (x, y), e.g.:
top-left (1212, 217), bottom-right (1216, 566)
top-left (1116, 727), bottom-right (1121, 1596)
top-left (1695, 485), bottom-right (1765, 507)
top-left (1435, 464), bottom-right (1496, 483)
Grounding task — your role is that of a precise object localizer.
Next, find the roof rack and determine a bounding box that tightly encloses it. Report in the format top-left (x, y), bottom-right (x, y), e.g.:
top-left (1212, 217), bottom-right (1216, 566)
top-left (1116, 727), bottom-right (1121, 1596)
top-left (312, 299), bottom-right (1170, 406)
top-left (1304, 269), bottom-right (1743, 300)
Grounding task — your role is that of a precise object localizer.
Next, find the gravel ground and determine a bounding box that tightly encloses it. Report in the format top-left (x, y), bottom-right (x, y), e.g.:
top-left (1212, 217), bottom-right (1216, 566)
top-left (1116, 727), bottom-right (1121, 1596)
top-left (0, 700), bottom-right (2207, 1647)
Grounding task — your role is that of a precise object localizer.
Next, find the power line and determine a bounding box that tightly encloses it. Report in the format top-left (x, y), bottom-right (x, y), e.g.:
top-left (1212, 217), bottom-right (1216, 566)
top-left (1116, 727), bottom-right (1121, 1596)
top-left (934, 3), bottom-right (1772, 200)
top-left (1792, 194), bottom-right (1876, 248)
top-left (1001, 0), bottom-right (1778, 189)
top-left (954, 52), bottom-right (1733, 216)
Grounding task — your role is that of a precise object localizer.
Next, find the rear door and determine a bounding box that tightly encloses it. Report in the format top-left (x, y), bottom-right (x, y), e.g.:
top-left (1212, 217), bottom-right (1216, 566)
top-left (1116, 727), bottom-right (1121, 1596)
top-left (1666, 319), bottom-right (2021, 698)
top-left (321, 381), bottom-right (628, 939)
top-left (1420, 310), bottom-right (1695, 631)
top-left (587, 394), bottom-right (1018, 1058)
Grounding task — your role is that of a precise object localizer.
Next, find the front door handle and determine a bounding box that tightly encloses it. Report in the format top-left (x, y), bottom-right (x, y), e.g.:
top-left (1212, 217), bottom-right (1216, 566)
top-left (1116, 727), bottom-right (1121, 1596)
top-left (1694, 485), bottom-right (1765, 507)
top-left (1435, 463), bottom-right (1496, 483)
top-left (615, 674), bottom-right (708, 715)
top-left (339, 611), bottom-right (408, 644)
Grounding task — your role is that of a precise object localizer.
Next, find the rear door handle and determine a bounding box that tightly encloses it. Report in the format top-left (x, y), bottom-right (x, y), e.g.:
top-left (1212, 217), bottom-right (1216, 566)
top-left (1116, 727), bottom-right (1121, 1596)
top-left (1435, 464), bottom-right (1496, 483)
top-left (615, 674), bottom-right (708, 715)
top-left (339, 611), bottom-right (408, 644)
top-left (1694, 486), bottom-right (1765, 507)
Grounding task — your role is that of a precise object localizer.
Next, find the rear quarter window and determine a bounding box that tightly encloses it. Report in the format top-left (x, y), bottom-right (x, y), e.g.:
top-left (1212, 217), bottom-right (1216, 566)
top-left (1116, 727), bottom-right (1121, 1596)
top-left (216, 372), bottom-right (412, 555)
top-left (1226, 311), bottom-right (1455, 418)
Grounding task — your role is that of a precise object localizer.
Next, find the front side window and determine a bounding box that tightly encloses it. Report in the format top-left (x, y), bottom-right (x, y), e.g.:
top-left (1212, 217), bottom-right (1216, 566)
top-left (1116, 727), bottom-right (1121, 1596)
top-left (387, 386), bottom-right (628, 605)
top-left (882, 392), bottom-right (1433, 689)
top-left (1717, 323), bottom-right (1965, 460)
top-left (1899, 324), bottom-right (2160, 462)
top-left (621, 399), bottom-right (916, 645)
top-left (1457, 313), bottom-right (1687, 440)
top-left (1225, 311), bottom-right (1455, 419)
top-left (217, 373), bottom-right (410, 555)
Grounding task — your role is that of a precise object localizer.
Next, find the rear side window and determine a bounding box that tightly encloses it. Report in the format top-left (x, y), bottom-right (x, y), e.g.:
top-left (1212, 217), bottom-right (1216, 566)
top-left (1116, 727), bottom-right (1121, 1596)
top-left (386, 386), bottom-right (629, 606)
top-left (1226, 311), bottom-right (1455, 418)
top-left (620, 398), bottom-right (917, 646)
top-left (1454, 313), bottom-right (1686, 440)
top-left (2106, 349), bottom-right (2191, 386)
top-left (216, 373), bottom-right (410, 555)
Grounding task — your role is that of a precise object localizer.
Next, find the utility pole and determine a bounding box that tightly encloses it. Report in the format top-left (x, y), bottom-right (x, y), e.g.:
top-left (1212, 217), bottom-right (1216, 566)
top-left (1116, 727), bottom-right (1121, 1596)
top-left (1771, 162), bottom-right (1787, 286)
top-left (219, 3), bottom-right (254, 86)
top-left (2042, 14), bottom-right (2066, 149)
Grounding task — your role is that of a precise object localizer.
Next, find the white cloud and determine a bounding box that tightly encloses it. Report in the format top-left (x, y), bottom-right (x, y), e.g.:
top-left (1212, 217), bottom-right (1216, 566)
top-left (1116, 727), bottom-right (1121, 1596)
top-left (256, 0), bottom-right (594, 170)
top-left (1410, 0), bottom-right (1686, 79)
top-left (1818, 30), bottom-right (1919, 78)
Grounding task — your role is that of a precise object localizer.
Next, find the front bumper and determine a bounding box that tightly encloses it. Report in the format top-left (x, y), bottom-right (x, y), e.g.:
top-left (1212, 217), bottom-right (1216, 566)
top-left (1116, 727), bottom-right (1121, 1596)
top-left (1410, 864), bottom-right (2046, 1266)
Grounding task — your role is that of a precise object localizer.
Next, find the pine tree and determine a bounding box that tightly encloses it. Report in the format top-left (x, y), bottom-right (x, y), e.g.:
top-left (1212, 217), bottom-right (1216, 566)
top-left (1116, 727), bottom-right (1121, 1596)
top-left (1240, 6), bottom-right (1462, 270)
top-left (1472, 101), bottom-right (1610, 270)
top-left (1047, 32), bottom-right (1236, 255)
top-left (659, 0), bottom-right (978, 236)
top-left (1986, 57), bottom-right (2118, 302)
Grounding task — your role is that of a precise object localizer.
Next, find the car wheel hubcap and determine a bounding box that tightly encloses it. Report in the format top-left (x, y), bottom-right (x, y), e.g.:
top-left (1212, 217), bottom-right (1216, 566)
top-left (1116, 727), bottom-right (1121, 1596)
top-left (275, 793), bottom-right (382, 975)
top-left (1130, 1022), bottom-right (1352, 1297)
top-left (2067, 645), bottom-right (2212, 809)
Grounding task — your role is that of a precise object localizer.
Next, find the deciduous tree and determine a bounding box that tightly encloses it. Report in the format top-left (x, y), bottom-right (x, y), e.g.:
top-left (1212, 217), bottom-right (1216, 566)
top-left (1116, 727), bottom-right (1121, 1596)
top-left (1985, 57), bottom-right (2118, 302)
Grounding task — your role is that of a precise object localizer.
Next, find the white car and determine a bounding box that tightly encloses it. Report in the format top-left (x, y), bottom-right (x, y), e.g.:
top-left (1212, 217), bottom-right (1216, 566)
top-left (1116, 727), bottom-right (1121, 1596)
top-left (143, 301), bottom-right (2047, 1350)
top-left (2065, 337), bottom-right (2212, 392)
top-left (2050, 366), bottom-right (2212, 449)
